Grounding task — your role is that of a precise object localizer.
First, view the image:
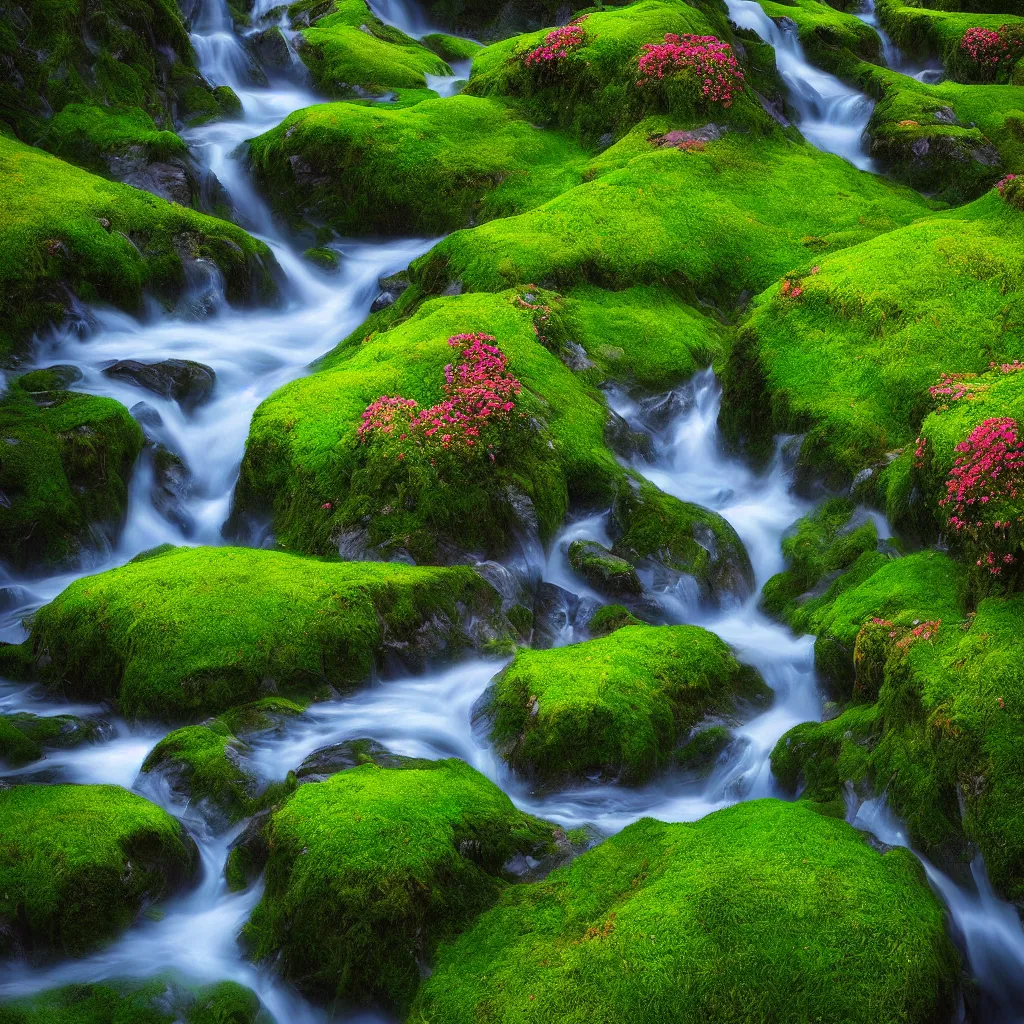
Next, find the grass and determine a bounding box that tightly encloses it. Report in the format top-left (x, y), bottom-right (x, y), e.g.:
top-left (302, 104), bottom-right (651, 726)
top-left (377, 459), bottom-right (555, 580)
top-left (486, 624), bottom-right (770, 784)
top-left (412, 799), bottom-right (959, 1024)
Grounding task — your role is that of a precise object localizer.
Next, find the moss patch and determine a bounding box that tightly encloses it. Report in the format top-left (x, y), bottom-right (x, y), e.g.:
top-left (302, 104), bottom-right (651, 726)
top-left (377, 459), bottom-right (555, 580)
top-left (0, 712), bottom-right (104, 768)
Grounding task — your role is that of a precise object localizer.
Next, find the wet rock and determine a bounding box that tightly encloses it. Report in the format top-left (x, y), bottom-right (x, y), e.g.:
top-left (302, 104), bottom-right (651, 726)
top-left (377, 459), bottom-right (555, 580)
top-left (369, 272), bottom-right (410, 312)
top-left (568, 540), bottom-right (643, 597)
top-left (249, 25), bottom-right (291, 68)
top-left (533, 582), bottom-right (601, 649)
top-left (103, 359), bottom-right (216, 411)
top-left (130, 401), bottom-right (164, 438)
top-left (604, 408), bottom-right (653, 461)
top-left (151, 445), bottom-right (194, 534)
top-left (295, 738), bottom-right (432, 782)
top-left (106, 146), bottom-right (199, 207)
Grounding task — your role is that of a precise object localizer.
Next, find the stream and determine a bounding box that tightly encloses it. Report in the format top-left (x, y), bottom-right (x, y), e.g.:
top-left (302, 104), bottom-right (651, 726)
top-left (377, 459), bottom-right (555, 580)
top-left (1, 0), bottom-right (1022, 1019)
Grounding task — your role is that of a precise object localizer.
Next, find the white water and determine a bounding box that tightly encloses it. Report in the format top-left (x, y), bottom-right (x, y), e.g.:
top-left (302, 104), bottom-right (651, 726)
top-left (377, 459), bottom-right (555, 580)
top-left (856, 0), bottom-right (946, 83)
top-left (1, 0), bottom-right (1022, 1018)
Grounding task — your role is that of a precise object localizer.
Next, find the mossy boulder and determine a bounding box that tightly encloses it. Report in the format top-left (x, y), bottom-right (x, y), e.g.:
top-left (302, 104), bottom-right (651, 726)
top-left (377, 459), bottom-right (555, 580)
top-left (567, 540), bottom-right (642, 597)
top-left (772, 555), bottom-right (1024, 901)
top-left (240, 757), bottom-right (566, 1010)
top-left (247, 94), bottom-right (586, 235)
top-left (484, 624), bottom-right (771, 785)
top-left (0, 372), bottom-right (144, 569)
top-left (0, 978), bottom-right (264, 1024)
top-left (0, 784), bottom-right (197, 957)
top-left (288, 0), bottom-right (450, 98)
top-left (421, 33), bottom-right (481, 63)
top-left (14, 546), bottom-right (505, 721)
top-left (675, 723), bottom-right (732, 773)
top-left (412, 800), bottom-right (959, 1024)
top-left (0, 712), bottom-right (106, 768)
top-left (0, 136), bottom-right (279, 361)
top-left (586, 603), bottom-right (644, 636)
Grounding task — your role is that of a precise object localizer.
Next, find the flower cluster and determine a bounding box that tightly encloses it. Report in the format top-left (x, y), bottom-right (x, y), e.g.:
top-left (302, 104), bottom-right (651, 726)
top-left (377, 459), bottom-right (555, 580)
top-left (961, 24), bottom-right (1024, 70)
top-left (358, 333), bottom-right (522, 465)
top-left (636, 33), bottom-right (744, 106)
top-left (524, 17), bottom-right (587, 67)
top-left (996, 173), bottom-right (1024, 211)
top-left (780, 278), bottom-right (803, 299)
top-left (940, 417), bottom-right (1024, 582)
top-left (929, 372), bottom-right (984, 404)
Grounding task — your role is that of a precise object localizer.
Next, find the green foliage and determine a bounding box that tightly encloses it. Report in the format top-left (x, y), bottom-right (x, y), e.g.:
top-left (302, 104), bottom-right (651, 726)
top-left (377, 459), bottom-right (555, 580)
top-left (0, 784), bottom-right (196, 956)
top-left (20, 546), bottom-right (501, 720)
top-left (412, 800), bottom-right (959, 1024)
top-left (241, 758), bottom-right (563, 1010)
top-left (486, 624), bottom-right (770, 784)
top-left (0, 135), bottom-right (277, 360)
top-left (0, 372), bottom-right (144, 567)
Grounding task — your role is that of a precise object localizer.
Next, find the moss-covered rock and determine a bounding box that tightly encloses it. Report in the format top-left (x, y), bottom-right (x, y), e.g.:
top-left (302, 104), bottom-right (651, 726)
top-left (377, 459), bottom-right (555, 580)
top-left (14, 546), bottom-right (505, 721)
top-left (772, 552), bottom-right (1024, 902)
top-left (247, 94), bottom-right (587, 235)
top-left (586, 603), bottom-right (644, 636)
top-left (0, 136), bottom-right (279, 361)
top-left (0, 372), bottom-right (144, 568)
top-left (675, 722), bottom-right (732, 772)
top-left (421, 33), bottom-right (481, 63)
top-left (288, 0), bottom-right (449, 98)
top-left (567, 539), bottom-right (642, 597)
top-left (412, 800), bottom-right (959, 1024)
top-left (240, 757), bottom-right (566, 1010)
top-left (484, 624), bottom-right (770, 785)
top-left (0, 978), bottom-right (264, 1024)
top-left (0, 784), bottom-right (197, 957)
top-left (0, 712), bottom-right (106, 767)
top-left (721, 188), bottom-right (1024, 486)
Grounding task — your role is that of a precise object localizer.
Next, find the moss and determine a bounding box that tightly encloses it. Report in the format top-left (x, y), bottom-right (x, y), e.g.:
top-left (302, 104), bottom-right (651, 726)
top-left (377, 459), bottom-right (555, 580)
top-left (0, 373), bottom-right (144, 568)
top-left (612, 481), bottom-right (754, 601)
top-left (421, 33), bottom-right (482, 62)
top-left (761, 497), bottom-right (879, 624)
top-left (411, 120), bottom-right (930, 309)
top-left (241, 757), bottom-right (564, 1010)
top-left (19, 546), bottom-right (503, 721)
top-left (233, 288), bottom-right (624, 562)
top-left (757, 0), bottom-right (882, 70)
top-left (0, 135), bottom-right (278, 361)
top-left (0, 784), bottom-right (196, 957)
top-left (218, 697), bottom-right (308, 736)
top-left (247, 94), bottom-right (588, 235)
top-left (567, 540), bottom-right (642, 597)
top-left (721, 190), bottom-right (1024, 485)
top-left (290, 0), bottom-right (450, 98)
top-left (0, 712), bottom-right (103, 767)
top-left (586, 604), bottom-right (644, 635)
top-left (675, 723), bottom-right (732, 772)
top-left (412, 800), bottom-right (958, 1024)
top-left (0, 979), bottom-right (264, 1024)
top-left (302, 246), bottom-right (340, 271)
top-left (486, 624), bottom-right (770, 784)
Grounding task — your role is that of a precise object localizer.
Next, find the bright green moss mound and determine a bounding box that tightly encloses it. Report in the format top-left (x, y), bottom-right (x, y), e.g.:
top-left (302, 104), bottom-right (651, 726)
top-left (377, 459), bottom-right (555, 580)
top-left (0, 712), bottom-right (102, 767)
top-left (773, 554), bottom-right (1024, 901)
top-left (290, 0), bottom-right (450, 97)
top-left (413, 121), bottom-right (930, 308)
top-left (242, 757), bottom-right (563, 1010)
top-left (722, 190), bottom-right (1024, 485)
top-left (247, 94), bottom-right (587, 235)
top-left (0, 373), bottom-right (144, 568)
top-left (0, 784), bottom-right (196, 957)
top-left (20, 546), bottom-right (501, 721)
top-left (586, 604), bottom-right (644, 635)
top-left (761, 498), bottom-right (879, 624)
top-left (40, 104), bottom-right (189, 176)
top-left (0, 979), bottom-right (264, 1024)
top-left (0, 136), bottom-right (277, 360)
top-left (234, 289), bottom-right (622, 561)
top-left (758, 0), bottom-right (882, 67)
top-left (412, 799), bottom-right (959, 1024)
top-left (487, 624), bottom-right (770, 784)
top-left (421, 33), bottom-right (481, 63)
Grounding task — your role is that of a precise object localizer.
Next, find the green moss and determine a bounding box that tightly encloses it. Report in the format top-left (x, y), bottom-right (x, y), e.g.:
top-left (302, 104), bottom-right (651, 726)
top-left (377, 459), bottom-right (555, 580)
top-left (675, 723), bottom-right (732, 772)
top-left (218, 697), bottom-right (308, 736)
top-left (302, 246), bottom-right (340, 271)
top-left (241, 757), bottom-right (563, 1010)
top-left (412, 121), bottom-right (930, 308)
top-left (290, 0), bottom-right (450, 97)
top-left (0, 712), bottom-right (103, 767)
top-left (758, 0), bottom-right (882, 69)
top-left (761, 498), bottom-right (879, 624)
top-left (567, 540), bottom-right (642, 596)
top-left (234, 288), bottom-right (623, 561)
top-left (19, 546), bottom-right (502, 720)
top-left (0, 979), bottom-right (264, 1024)
top-left (722, 189), bottom-right (1024, 484)
top-left (421, 32), bottom-right (482, 62)
top-left (0, 784), bottom-right (196, 956)
top-left (0, 374), bottom-right (144, 568)
top-left (0, 135), bottom-right (278, 361)
top-left (586, 603), bottom-right (644, 635)
top-left (486, 624), bottom-right (770, 784)
top-left (248, 94), bottom-right (589, 235)
top-left (412, 800), bottom-right (958, 1024)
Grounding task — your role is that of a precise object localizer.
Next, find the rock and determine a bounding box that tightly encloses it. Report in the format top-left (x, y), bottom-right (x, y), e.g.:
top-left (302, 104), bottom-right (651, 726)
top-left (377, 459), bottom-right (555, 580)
top-left (130, 401), bottom-right (164, 437)
top-left (151, 444), bottom-right (194, 534)
top-left (604, 409), bottom-right (653, 460)
top-left (532, 582), bottom-right (600, 648)
top-left (649, 124), bottom-right (727, 150)
top-left (15, 365), bottom-right (82, 393)
top-left (0, 711), bottom-right (109, 767)
top-left (249, 25), bottom-right (291, 68)
top-left (102, 359), bottom-right (216, 411)
top-left (295, 737), bottom-right (433, 781)
top-left (303, 246), bottom-right (340, 272)
top-left (568, 539), bottom-right (643, 597)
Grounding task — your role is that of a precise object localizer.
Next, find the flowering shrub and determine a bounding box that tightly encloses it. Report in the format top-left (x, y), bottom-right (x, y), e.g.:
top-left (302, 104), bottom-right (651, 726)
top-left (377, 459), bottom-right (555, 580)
top-left (996, 173), bottom-right (1024, 211)
top-left (524, 17), bottom-right (588, 68)
top-left (940, 416), bottom-right (1024, 587)
top-left (960, 24), bottom-right (1024, 78)
top-left (636, 33), bottom-right (744, 107)
top-left (929, 372), bottom-right (983, 404)
top-left (358, 333), bottom-right (523, 468)
top-left (780, 278), bottom-right (803, 299)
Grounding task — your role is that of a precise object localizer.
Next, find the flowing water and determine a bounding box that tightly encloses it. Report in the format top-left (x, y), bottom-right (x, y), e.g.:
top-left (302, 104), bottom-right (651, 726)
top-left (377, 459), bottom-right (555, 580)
top-left (1, 0), bottom-right (1022, 1018)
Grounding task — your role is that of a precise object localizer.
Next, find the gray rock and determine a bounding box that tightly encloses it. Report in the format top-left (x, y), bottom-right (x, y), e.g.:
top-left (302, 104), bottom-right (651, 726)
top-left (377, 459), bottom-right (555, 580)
top-left (568, 540), bottom-right (643, 597)
top-left (104, 359), bottom-right (216, 411)
top-left (151, 445), bottom-right (194, 535)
